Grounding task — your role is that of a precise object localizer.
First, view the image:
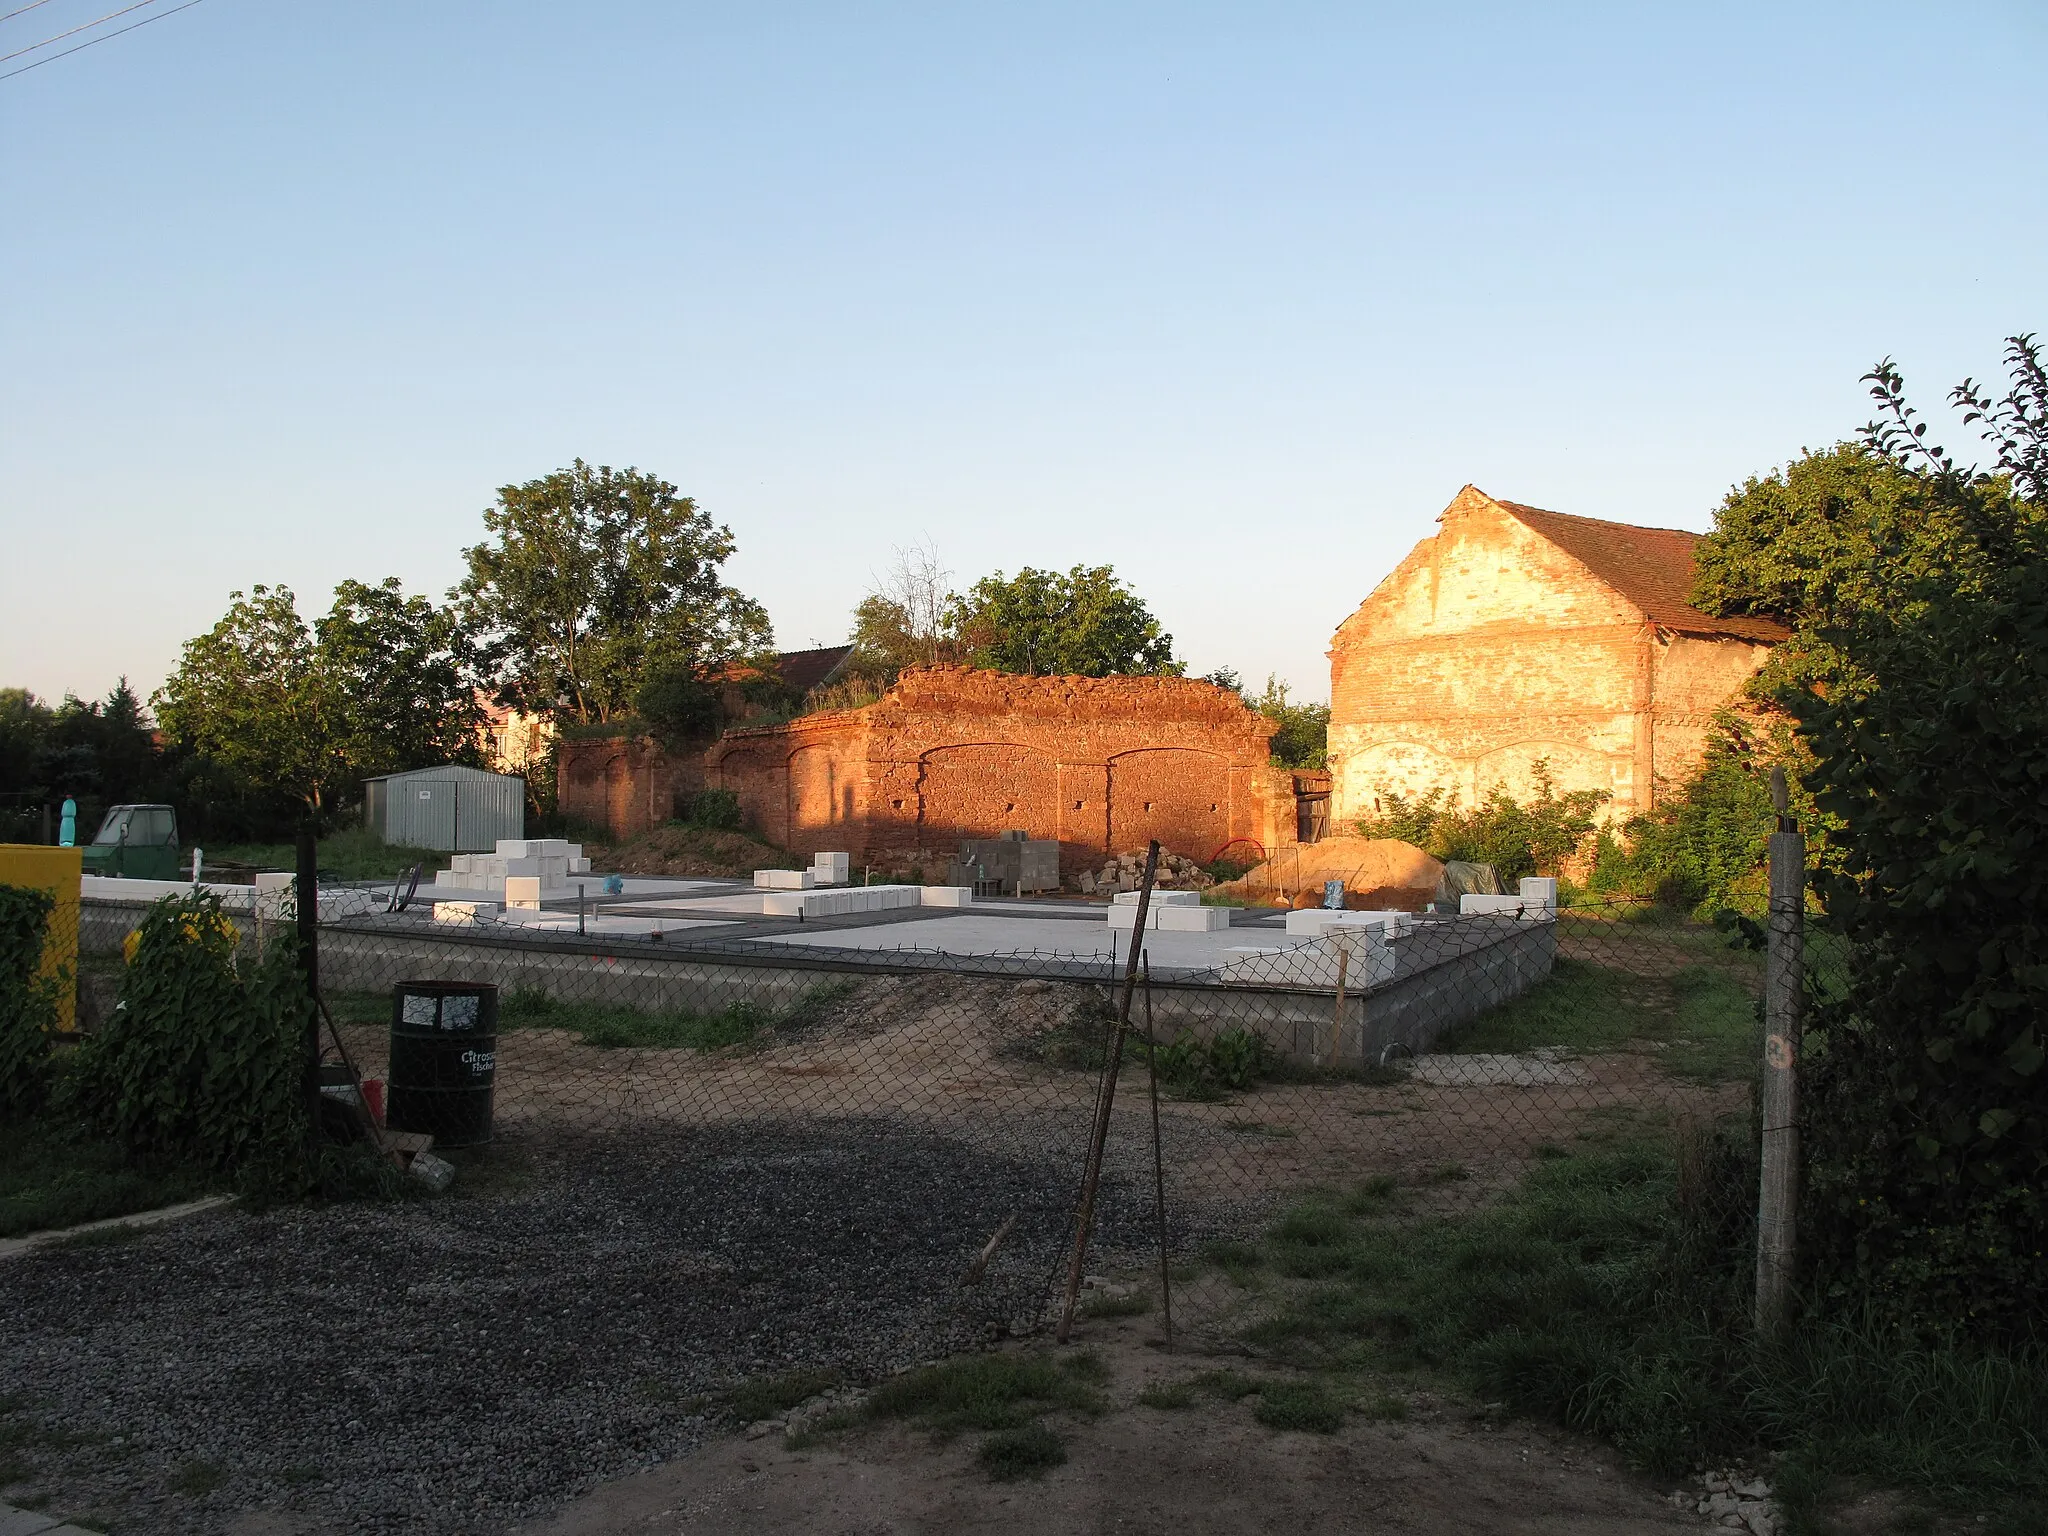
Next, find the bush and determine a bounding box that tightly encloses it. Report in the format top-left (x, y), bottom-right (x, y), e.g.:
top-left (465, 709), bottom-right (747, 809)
top-left (0, 882), bottom-right (59, 1122)
top-left (1152, 1027), bottom-right (1274, 1098)
top-left (1356, 759), bottom-right (1606, 883)
top-left (60, 892), bottom-right (314, 1193)
top-left (676, 788), bottom-right (744, 830)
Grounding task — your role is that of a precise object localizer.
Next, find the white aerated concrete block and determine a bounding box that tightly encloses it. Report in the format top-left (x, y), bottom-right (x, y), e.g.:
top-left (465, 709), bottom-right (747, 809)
top-left (433, 901), bottom-right (497, 925)
top-left (504, 877), bottom-right (543, 911)
top-left (920, 886), bottom-right (973, 907)
top-left (755, 868), bottom-right (816, 890)
top-left (1217, 931), bottom-right (1396, 988)
top-left (1518, 877), bottom-right (1559, 908)
top-left (1111, 889), bottom-right (1202, 906)
top-left (812, 852), bottom-right (851, 885)
top-left (1460, 894), bottom-right (1554, 920)
top-left (1156, 904), bottom-right (1232, 931)
top-left (1284, 908), bottom-right (1412, 938)
top-left (762, 884), bottom-right (923, 918)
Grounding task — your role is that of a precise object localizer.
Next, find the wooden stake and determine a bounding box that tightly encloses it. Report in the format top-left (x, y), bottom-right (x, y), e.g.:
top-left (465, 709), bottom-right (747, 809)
top-left (1755, 766), bottom-right (1804, 1334)
top-left (1057, 839), bottom-right (1160, 1343)
top-left (958, 1211), bottom-right (1019, 1287)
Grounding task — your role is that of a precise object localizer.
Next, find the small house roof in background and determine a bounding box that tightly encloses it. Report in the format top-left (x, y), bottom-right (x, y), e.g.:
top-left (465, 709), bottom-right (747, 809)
top-left (1481, 492), bottom-right (1788, 644)
top-left (771, 645), bottom-right (856, 693)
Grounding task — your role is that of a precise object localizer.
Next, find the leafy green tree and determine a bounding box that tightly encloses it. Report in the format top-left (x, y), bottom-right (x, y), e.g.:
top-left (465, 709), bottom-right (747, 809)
top-left (1789, 335), bottom-right (2048, 1335)
top-left (847, 540), bottom-right (958, 684)
top-left (460, 461), bottom-right (772, 724)
top-left (154, 587), bottom-right (345, 816)
top-left (315, 578), bottom-right (483, 779)
top-left (947, 565), bottom-right (1180, 677)
top-left (156, 582), bottom-right (483, 819)
top-left (1251, 676), bottom-right (1329, 770)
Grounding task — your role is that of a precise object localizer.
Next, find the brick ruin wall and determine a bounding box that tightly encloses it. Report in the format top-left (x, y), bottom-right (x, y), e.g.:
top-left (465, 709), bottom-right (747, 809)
top-left (562, 667), bottom-right (1300, 872)
top-left (1327, 495), bottom-right (1771, 828)
top-left (556, 733), bottom-right (708, 844)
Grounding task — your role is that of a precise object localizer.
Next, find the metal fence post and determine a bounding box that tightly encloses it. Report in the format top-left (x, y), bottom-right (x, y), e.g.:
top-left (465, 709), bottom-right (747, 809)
top-left (1756, 767), bottom-right (1804, 1333)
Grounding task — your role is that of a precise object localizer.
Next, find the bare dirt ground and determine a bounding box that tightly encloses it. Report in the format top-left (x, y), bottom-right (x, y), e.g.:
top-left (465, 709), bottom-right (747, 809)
top-left (517, 1323), bottom-right (1703, 1536)
top-left (588, 827), bottom-right (803, 879)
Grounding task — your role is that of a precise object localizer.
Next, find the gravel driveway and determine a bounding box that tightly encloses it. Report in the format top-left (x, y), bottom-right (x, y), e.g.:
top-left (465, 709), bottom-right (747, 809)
top-left (0, 1121), bottom-right (1115, 1536)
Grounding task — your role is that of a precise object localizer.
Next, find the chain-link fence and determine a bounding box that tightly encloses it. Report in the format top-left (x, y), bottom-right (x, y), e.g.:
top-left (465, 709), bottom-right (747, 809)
top-left (60, 880), bottom-right (1763, 1346)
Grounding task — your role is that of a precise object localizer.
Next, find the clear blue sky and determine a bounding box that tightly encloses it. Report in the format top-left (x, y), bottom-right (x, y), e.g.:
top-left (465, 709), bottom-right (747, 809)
top-left (3, 1), bottom-right (2042, 708)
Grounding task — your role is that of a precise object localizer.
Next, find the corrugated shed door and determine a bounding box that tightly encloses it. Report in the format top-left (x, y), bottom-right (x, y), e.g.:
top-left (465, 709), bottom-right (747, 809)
top-left (396, 779), bottom-right (459, 850)
top-left (455, 773), bottom-right (523, 851)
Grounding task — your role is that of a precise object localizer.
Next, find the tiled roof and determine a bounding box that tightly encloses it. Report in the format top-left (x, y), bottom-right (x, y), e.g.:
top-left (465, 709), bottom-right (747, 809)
top-left (1484, 493), bottom-right (1788, 644)
top-left (774, 645), bottom-right (856, 693)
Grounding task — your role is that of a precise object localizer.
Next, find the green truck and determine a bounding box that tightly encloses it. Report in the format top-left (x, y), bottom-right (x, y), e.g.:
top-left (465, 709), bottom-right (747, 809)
top-left (78, 804), bottom-right (183, 880)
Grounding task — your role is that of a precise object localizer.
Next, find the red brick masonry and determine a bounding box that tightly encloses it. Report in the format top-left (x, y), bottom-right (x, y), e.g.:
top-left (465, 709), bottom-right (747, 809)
top-left (561, 667), bottom-right (1298, 872)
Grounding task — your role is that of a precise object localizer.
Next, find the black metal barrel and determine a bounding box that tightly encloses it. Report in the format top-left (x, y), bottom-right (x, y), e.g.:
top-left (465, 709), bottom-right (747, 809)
top-left (386, 980), bottom-right (497, 1148)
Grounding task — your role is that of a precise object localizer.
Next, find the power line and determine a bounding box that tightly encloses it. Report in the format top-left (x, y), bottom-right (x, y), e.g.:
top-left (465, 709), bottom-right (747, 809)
top-left (0, 0), bottom-right (199, 80)
top-left (0, 1), bottom-right (60, 25)
top-left (1, 0), bottom-right (162, 64)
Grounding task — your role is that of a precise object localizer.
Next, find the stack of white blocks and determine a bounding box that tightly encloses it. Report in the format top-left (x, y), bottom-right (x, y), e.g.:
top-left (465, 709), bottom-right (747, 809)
top-left (1283, 907), bottom-right (1416, 939)
top-left (813, 852), bottom-right (851, 885)
top-left (754, 868), bottom-right (815, 890)
top-left (760, 883), bottom-right (973, 918)
top-left (433, 840), bottom-right (592, 897)
top-left (1218, 927), bottom-right (1399, 989)
top-left (1460, 877), bottom-right (1559, 919)
top-left (1106, 890), bottom-right (1233, 932)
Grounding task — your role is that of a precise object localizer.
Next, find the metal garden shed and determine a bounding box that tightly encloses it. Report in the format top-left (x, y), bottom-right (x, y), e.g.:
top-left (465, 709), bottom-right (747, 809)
top-left (363, 765), bottom-right (524, 852)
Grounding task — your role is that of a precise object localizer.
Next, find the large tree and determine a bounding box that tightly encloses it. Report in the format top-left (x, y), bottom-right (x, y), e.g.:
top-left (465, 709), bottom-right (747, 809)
top-left (154, 587), bottom-right (346, 816)
top-left (459, 461), bottom-right (773, 724)
top-left (1780, 335), bottom-right (2048, 1335)
top-left (946, 564), bottom-right (1181, 677)
top-left (316, 578), bottom-right (483, 779)
top-left (155, 581), bottom-right (483, 817)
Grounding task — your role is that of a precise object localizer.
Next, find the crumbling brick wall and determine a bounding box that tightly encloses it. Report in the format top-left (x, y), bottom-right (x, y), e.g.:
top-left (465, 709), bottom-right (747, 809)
top-left (1327, 486), bottom-right (1777, 828)
top-left (556, 733), bottom-right (707, 842)
top-left (694, 667), bottom-right (1296, 872)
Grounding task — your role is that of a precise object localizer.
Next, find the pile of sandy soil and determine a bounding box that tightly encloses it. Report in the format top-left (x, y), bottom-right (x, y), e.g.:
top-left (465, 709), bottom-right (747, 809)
top-left (1210, 836), bottom-right (1444, 910)
top-left (589, 824), bottom-right (804, 879)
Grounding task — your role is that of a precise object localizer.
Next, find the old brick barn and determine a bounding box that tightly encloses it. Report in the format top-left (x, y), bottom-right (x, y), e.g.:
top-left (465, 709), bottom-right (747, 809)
top-left (1326, 485), bottom-right (1783, 828)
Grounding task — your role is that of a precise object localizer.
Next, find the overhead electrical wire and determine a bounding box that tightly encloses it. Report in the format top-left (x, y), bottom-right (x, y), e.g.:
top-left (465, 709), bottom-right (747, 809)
top-left (0, 0), bottom-right (60, 25)
top-left (0, 0), bottom-right (200, 80)
top-left (0, 0), bottom-right (165, 63)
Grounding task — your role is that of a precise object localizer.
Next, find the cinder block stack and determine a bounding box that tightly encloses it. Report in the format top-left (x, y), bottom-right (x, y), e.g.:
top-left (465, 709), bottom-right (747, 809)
top-left (432, 839), bottom-right (593, 896)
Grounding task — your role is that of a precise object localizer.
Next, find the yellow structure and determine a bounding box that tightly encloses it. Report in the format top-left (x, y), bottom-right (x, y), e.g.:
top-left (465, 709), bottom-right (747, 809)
top-left (0, 844), bottom-right (82, 1032)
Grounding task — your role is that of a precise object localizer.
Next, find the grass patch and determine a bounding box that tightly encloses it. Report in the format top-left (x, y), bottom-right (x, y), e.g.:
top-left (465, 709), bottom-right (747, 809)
top-left (1254, 1379), bottom-right (1347, 1433)
top-left (1200, 1238), bottom-right (1265, 1286)
top-left (1443, 955), bottom-right (1758, 1082)
top-left (171, 1459), bottom-right (227, 1496)
top-left (500, 988), bottom-right (770, 1051)
top-left (1215, 1132), bottom-right (2048, 1526)
top-left (210, 827), bottom-right (446, 882)
top-left (1224, 1119), bottom-right (1297, 1139)
top-left (1136, 1380), bottom-right (1197, 1409)
top-left (0, 1121), bottom-right (218, 1240)
top-left (1079, 1289), bottom-right (1151, 1319)
top-left (491, 981), bottom-right (857, 1052)
top-left (977, 1423), bottom-right (1066, 1480)
top-left (1191, 1369), bottom-right (1262, 1402)
top-left (863, 1351), bottom-right (1108, 1435)
top-left (723, 1367), bottom-right (838, 1423)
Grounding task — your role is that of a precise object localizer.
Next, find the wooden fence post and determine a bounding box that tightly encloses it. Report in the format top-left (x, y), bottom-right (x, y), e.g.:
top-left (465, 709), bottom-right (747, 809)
top-left (1755, 767), bottom-right (1804, 1333)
